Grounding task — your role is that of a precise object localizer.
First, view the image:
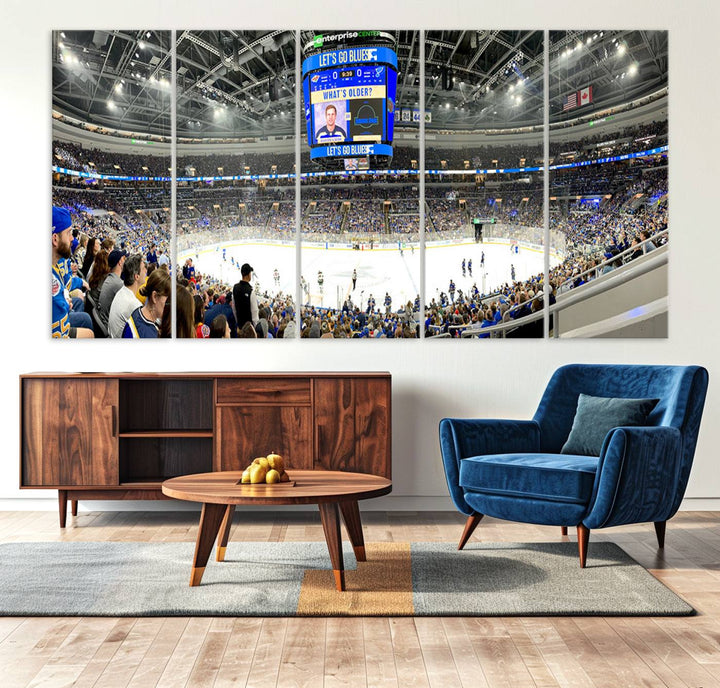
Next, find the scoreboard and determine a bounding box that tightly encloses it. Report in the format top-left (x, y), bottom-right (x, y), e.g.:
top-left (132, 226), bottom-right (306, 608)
top-left (302, 38), bottom-right (398, 166)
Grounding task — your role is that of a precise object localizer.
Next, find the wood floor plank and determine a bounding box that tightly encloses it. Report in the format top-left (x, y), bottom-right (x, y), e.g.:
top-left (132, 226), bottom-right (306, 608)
top-left (243, 618), bottom-right (289, 688)
top-left (652, 617), bottom-right (720, 667)
top-left (389, 617), bottom-right (430, 688)
top-left (0, 617), bottom-right (79, 687)
top-left (25, 663), bottom-right (86, 688)
top-left (573, 617), bottom-right (668, 688)
top-left (413, 617), bottom-right (463, 688)
top-left (612, 617), bottom-right (715, 688)
top-left (68, 618), bottom-right (138, 688)
top-left (46, 617), bottom-right (120, 668)
top-left (155, 618), bottom-right (213, 688)
top-left (212, 617), bottom-right (264, 688)
top-left (184, 618), bottom-right (234, 688)
top-left (277, 617), bottom-right (326, 688)
top-left (126, 618), bottom-right (189, 688)
top-left (92, 618), bottom-right (165, 688)
top-left (29, 617), bottom-right (81, 657)
top-left (362, 618), bottom-right (399, 688)
top-left (548, 618), bottom-right (622, 688)
top-left (502, 618), bottom-right (559, 688)
top-left (460, 618), bottom-right (517, 688)
top-left (0, 617), bottom-right (26, 645)
top-left (3, 657), bottom-right (54, 688)
top-left (519, 618), bottom-right (595, 688)
top-left (440, 617), bottom-right (492, 688)
top-left (324, 617), bottom-right (367, 688)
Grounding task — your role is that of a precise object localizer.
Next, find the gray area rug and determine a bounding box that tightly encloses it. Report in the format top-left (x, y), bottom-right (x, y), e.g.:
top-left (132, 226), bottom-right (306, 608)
top-left (410, 542), bottom-right (693, 616)
top-left (0, 541), bottom-right (692, 616)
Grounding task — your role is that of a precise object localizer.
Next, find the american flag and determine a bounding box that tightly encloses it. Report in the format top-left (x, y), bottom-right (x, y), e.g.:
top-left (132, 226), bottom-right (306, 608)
top-left (562, 92), bottom-right (577, 111)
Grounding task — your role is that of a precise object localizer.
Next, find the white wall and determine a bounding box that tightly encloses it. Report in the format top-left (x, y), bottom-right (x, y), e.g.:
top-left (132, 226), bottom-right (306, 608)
top-left (2, 0), bottom-right (718, 511)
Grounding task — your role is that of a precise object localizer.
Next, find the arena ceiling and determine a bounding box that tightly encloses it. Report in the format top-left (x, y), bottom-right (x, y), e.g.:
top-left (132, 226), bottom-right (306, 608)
top-left (52, 29), bottom-right (667, 139)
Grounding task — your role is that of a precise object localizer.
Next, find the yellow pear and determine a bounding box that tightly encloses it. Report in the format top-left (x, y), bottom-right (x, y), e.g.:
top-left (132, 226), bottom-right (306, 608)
top-left (249, 464), bottom-right (267, 484)
top-left (240, 468), bottom-right (251, 484)
top-left (267, 453), bottom-right (285, 473)
top-left (252, 457), bottom-right (270, 470)
top-left (266, 469), bottom-right (280, 484)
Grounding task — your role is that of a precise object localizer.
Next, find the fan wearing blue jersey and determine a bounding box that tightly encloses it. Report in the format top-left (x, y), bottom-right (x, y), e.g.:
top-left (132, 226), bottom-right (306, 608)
top-left (123, 267), bottom-right (171, 338)
top-left (52, 206), bottom-right (93, 338)
top-left (316, 104), bottom-right (346, 143)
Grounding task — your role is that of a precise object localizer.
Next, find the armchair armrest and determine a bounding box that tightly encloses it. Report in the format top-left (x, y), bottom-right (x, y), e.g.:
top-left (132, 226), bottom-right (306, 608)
top-left (584, 425), bottom-right (683, 529)
top-left (439, 418), bottom-right (540, 515)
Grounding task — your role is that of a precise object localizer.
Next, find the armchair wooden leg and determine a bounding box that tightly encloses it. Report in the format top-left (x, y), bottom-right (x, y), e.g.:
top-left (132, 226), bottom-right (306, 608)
top-left (654, 520), bottom-right (666, 549)
top-left (577, 524), bottom-right (590, 568)
top-left (561, 526), bottom-right (568, 536)
top-left (458, 513), bottom-right (483, 550)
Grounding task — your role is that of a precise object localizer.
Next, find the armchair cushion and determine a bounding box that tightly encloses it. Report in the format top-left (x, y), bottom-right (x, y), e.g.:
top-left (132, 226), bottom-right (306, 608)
top-left (560, 394), bottom-right (659, 456)
top-left (460, 453), bottom-right (599, 505)
top-left (439, 418), bottom-right (541, 515)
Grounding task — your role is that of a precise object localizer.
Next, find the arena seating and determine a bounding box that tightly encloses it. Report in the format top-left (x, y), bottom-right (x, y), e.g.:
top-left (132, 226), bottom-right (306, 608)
top-left (52, 117), bottom-right (668, 339)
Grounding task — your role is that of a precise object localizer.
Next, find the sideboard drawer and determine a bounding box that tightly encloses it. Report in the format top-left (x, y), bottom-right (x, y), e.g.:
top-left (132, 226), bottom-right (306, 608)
top-left (216, 377), bottom-right (311, 405)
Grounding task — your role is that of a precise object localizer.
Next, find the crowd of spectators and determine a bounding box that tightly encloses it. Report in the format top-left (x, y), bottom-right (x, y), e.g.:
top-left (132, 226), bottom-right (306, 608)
top-left (425, 186), bottom-right (667, 338)
top-left (174, 268), bottom-right (420, 339)
top-left (52, 118), bottom-right (669, 339)
top-left (53, 119), bottom-right (667, 182)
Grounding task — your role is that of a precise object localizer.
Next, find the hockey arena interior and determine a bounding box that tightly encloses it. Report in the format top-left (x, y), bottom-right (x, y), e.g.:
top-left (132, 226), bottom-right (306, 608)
top-left (51, 30), bottom-right (668, 339)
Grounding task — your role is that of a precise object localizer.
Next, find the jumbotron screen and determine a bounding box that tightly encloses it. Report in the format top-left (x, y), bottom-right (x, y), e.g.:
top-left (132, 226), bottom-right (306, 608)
top-left (302, 45), bottom-right (398, 162)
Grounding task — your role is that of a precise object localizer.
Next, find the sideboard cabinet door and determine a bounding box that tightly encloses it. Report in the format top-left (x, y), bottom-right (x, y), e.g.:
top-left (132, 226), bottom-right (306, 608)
top-left (314, 377), bottom-right (391, 478)
top-left (22, 378), bottom-right (119, 486)
top-left (218, 406), bottom-right (313, 472)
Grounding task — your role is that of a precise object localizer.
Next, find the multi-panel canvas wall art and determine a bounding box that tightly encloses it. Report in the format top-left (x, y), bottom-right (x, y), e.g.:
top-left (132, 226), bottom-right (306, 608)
top-left (52, 30), bottom-right (667, 339)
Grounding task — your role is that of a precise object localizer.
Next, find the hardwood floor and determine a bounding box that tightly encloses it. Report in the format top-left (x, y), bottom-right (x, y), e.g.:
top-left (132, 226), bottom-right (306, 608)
top-left (1, 509), bottom-right (719, 687)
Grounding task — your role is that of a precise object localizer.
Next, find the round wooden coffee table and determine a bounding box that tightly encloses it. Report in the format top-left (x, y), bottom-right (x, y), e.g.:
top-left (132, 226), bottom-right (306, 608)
top-left (162, 470), bottom-right (392, 591)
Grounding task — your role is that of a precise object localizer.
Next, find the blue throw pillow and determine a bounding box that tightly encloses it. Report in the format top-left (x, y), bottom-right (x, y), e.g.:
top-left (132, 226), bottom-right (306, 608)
top-left (560, 394), bottom-right (659, 456)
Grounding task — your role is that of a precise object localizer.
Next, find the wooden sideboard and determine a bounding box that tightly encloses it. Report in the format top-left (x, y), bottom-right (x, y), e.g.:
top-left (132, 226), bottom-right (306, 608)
top-left (20, 372), bottom-right (391, 526)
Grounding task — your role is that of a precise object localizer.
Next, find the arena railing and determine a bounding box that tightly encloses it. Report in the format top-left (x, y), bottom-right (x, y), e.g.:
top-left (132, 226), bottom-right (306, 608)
top-left (457, 244), bottom-right (668, 338)
top-left (550, 245), bottom-right (667, 337)
top-left (556, 228), bottom-right (668, 295)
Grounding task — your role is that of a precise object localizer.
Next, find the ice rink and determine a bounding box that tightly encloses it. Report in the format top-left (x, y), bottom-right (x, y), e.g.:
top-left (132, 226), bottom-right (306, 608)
top-left (180, 237), bottom-right (559, 311)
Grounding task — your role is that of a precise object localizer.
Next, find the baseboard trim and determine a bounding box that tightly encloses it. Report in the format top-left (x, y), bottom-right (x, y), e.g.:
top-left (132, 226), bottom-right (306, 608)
top-left (1, 496), bottom-right (719, 512)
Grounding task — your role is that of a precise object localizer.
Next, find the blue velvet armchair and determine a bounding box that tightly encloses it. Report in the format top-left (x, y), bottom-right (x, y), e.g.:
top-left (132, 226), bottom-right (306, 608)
top-left (440, 364), bottom-right (709, 567)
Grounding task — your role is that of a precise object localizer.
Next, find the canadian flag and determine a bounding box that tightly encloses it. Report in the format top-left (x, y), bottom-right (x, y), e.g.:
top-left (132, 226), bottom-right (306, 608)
top-left (579, 85), bottom-right (593, 106)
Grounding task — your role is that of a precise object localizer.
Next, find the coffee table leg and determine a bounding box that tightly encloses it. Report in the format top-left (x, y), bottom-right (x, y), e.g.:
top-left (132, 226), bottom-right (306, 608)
top-left (318, 502), bottom-right (345, 591)
top-left (190, 502), bottom-right (227, 587)
top-left (216, 505), bottom-right (235, 562)
top-left (339, 500), bottom-right (366, 562)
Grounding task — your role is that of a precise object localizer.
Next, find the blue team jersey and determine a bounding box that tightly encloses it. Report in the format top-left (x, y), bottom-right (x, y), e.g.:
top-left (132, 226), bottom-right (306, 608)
top-left (52, 264), bottom-right (71, 338)
top-left (51, 259), bottom-right (82, 338)
top-left (316, 125), bottom-right (346, 143)
top-left (122, 307), bottom-right (159, 338)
